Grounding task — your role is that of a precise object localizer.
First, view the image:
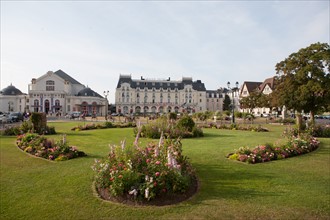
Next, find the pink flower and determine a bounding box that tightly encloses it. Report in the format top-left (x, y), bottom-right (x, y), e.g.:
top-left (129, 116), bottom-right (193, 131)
top-left (146, 159), bottom-right (151, 163)
top-left (118, 175), bottom-right (123, 179)
top-left (155, 172), bottom-right (160, 177)
top-left (155, 161), bottom-right (161, 165)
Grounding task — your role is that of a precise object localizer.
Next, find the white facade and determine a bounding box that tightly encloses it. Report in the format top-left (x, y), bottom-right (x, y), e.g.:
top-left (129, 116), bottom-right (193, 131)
top-left (115, 75), bottom-right (207, 114)
top-left (28, 70), bottom-right (107, 116)
top-left (0, 84), bottom-right (27, 113)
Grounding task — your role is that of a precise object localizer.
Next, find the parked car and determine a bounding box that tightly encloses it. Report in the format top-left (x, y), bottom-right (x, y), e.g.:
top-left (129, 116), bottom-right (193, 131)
top-left (70, 112), bottom-right (81, 119)
top-left (8, 112), bottom-right (24, 122)
top-left (0, 113), bottom-right (8, 123)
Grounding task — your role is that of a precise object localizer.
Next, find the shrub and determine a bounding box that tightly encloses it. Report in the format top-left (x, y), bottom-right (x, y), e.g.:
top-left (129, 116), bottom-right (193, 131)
top-left (92, 134), bottom-right (196, 202)
top-left (177, 115), bottom-right (195, 132)
top-left (31, 112), bottom-right (47, 134)
top-left (308, 125), bottom-right (330, 138)
top-left (135, 115), bottom-right (203, 139)
top-left (3, 126), bottom-right (21, 136)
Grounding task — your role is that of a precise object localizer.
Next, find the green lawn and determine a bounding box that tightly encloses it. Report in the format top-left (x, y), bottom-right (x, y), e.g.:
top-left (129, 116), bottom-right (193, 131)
top-left (1, 122), bottom-right (329, 220)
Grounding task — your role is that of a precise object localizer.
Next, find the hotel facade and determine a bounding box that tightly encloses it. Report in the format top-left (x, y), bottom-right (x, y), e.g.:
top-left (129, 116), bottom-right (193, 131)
top-left (115, 75), bottom-right (208, 115)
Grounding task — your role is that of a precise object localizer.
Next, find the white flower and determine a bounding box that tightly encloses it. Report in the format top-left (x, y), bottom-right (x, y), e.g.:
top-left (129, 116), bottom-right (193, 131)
top-left (129, 189), bottom-right (138, 196)
top-left (145, 188), bottom-right (149, 199)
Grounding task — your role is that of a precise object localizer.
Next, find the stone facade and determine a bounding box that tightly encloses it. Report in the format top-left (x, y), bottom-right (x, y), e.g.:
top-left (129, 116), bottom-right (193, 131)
top-left (115, 75), bottom-right (207, 115)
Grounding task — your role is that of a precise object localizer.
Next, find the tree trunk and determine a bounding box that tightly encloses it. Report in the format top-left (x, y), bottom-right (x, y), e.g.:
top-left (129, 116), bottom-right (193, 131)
top-left (310, 111), bottom-right (315, 127)
top-left (296, 113), bottom-right (303, 133)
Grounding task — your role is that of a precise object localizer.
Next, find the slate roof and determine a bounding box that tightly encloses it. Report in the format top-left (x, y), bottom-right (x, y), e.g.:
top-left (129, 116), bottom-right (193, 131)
top-left (54, 69), bottom-right (82, 85)
top-left (116, 75), bottom-right (206, 91)
top-left (1, 84), bottom-right (24, 96)
top-left (77, 87), bottom-right (103, 98)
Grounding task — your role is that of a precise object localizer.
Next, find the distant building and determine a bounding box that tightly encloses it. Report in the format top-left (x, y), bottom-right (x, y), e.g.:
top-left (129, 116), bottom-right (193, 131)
top-left (28, 70), bottom-right (107, 116)
top-left (206, 88), bottom-right (226, 112)
top-left (0, 84), bottom-right (27, 113)
top-left (115, 75), bottom-right (207, 115)
top-left (239, 77), bottom-right (275, 116)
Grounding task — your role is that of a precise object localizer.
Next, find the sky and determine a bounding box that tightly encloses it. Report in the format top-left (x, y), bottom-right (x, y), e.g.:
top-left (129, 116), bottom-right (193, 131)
top-left (1, 0), bottom-right (329, 103)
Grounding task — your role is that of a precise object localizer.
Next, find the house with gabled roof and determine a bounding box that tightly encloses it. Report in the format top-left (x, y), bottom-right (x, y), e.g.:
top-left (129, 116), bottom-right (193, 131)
top-left (239, 77), bottom-right (276, 116)
top-left (28, 70), bottom-right (107, 116)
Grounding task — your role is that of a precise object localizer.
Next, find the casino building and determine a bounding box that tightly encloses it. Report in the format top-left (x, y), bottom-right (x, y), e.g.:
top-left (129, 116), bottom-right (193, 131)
top-left (27, 70), bottom-right (107, 116)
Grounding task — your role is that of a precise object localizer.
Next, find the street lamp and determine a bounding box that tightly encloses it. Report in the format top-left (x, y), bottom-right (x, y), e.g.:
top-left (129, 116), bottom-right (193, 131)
top-left (227, 81), bottom-right (239, 125)
top-left (104, 90), bottom-right (109, 120)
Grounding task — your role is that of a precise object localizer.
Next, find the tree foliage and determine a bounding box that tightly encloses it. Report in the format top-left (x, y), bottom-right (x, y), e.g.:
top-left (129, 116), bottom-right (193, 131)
top-left (273, 42), bottom-right (330, 126)
top-left (223, 94), bottom-right (231, 111)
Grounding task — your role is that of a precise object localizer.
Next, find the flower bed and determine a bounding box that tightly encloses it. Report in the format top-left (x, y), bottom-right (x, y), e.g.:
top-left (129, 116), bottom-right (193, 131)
top-left (92, 133), bottom-right (197, 205)
top-left (203, 123), bottom-right (269, 132)
top-left (227, 133), bottom-right (320, 164)
top-left (16, 133), bottom-right (86, 161)
top-left (71, 122), bottom-right (136, 131)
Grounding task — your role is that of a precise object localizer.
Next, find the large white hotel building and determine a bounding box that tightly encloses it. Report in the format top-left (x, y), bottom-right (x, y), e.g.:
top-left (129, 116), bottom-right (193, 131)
top-left (115, 75), bottom-right (210, 115)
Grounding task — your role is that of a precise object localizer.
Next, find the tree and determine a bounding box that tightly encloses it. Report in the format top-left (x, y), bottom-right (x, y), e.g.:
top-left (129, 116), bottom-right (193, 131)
top-left (274, 42), bottom-right (330, 130)
top-left (223, 94), bottom-right (231, 111)
top-left (239, 90), bottom-right (262, 113)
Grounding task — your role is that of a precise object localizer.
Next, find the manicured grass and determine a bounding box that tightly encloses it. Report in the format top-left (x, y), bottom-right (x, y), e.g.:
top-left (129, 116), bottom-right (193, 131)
top-left (1, 122), bottom-right (329, 220)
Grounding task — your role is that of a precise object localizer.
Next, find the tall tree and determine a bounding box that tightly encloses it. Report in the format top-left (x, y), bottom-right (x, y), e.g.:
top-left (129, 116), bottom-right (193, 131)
top-left (239, 90), bottom-right (262, 113)
top-left (274, 42), bottom-right (330, 129)
top-left (223, 94), bottom-right (231, 111)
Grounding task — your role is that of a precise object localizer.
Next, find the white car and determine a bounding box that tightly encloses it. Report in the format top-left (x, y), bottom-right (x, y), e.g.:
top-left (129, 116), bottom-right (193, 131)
top-left (0, 114), bottom-right (8, 123)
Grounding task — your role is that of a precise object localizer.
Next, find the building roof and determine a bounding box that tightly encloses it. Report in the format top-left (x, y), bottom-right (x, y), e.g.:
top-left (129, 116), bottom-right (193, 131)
top-left (116, 75), bottom-right (206, 91)
top-left (243, 81), bottom-right (262, 93)
top-left (0, 84), bottom-right (24, 96)
top-left (54, 69), bottom-right (82, 85)
top-left (77, 87), bottom-right (103, 98)
top-left (259, 77), bottom-right (275, 92)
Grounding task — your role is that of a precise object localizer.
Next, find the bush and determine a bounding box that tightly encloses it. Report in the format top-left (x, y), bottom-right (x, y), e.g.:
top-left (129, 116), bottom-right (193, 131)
top-left (176, 115), bottom-right (195, 132)
top-left (31, 112), bottom-right (47, 134)
top-left (92, 135), bottom-right (196, 202)
top-left (2, 121), bottom-right (56, 136)
top-left (135, 115), bottom-right (203, 139)
top-left (308, 125), bottom-right (330, 137)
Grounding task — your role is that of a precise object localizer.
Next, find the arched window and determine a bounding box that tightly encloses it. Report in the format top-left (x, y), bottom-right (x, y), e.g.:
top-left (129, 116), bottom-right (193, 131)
top-left (45, 100), bottom-right (50, 114)
top-left (81, 102), bottom-right (88, 115)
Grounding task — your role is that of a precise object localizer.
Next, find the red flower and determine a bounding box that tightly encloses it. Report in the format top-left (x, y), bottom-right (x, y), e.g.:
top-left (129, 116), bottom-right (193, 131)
top-left (155, 172), bottom-right (160, 177)
top-left (146, 159), bottom-right (151, 163)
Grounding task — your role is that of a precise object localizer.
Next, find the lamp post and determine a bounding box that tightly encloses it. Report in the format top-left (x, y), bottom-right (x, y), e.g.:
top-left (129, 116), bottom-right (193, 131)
top-left (227, 81), bottom-right (239, 125)
top-left (104, 90), bottom-right (109, 121)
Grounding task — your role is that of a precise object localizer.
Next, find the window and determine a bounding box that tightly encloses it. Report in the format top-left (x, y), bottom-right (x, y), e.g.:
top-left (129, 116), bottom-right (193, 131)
top-left (34, 99), bottom-right (39, 112)
top-left (46, 80), bottom-right (55, 91)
